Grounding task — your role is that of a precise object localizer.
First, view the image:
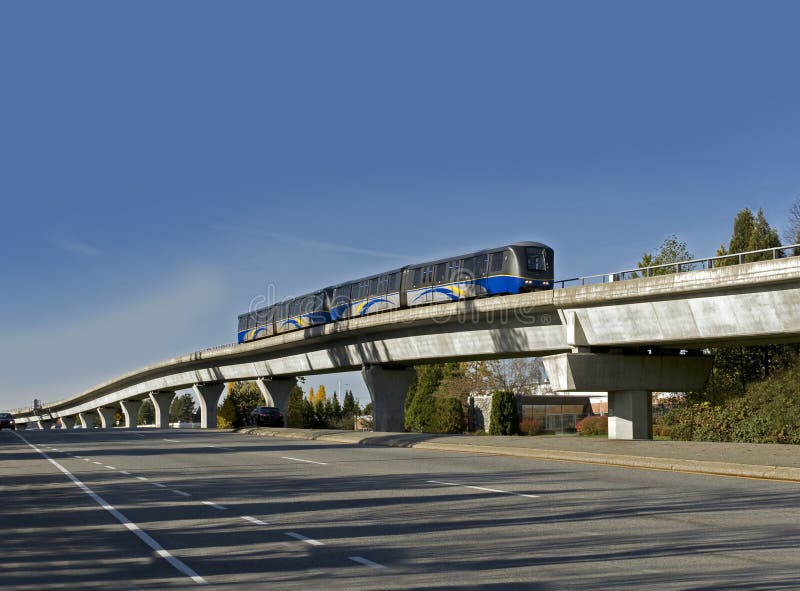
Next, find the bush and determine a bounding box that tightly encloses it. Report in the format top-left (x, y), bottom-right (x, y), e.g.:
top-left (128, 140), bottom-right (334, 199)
top-left (576, 416), bottom-right (608, 436)
top-left (519, 418), bottom-right (544, 436)
top-left (489, 391), bottom-right (519, 435)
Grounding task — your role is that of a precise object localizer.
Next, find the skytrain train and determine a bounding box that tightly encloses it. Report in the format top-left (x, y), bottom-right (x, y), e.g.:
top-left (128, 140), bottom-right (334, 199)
top-left (237, 241), bottom-right (554, 344)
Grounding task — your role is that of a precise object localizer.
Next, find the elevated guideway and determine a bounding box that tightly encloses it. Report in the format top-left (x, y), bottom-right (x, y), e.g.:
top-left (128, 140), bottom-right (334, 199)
top-left (9, 248), bottom-right (800, 439)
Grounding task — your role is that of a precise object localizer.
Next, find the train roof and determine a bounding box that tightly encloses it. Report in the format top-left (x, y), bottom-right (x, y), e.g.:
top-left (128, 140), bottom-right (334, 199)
top-left (407, 241), bottom-right (552, 269)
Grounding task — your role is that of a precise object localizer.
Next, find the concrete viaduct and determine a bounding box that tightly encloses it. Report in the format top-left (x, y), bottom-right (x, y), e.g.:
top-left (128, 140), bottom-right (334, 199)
top-left (8, 254), bottom-right (800, 439)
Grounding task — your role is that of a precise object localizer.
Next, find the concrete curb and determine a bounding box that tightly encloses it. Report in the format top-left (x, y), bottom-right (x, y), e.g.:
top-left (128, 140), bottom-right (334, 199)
top-left (238, 427), bottom-right (800, 483)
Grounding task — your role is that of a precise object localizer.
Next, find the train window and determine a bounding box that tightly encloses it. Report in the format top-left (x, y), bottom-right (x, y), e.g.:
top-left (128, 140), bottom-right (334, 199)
top-left (312, 293), bottom-right (324, 311)
top-left (279, 301), bottom-right (290, 320)
top-left (334, 286), bottom-right (349, 302)
top-left (369, 277), bottom-right (381, 296)
top-left (475, 254), bottom-right (488, 277)
top-left (357, 280), bottom-right (369, 300)
top-left (434, 263), bottom-right (446, 284)
top-left (447, 260), bottom-right (461, 282)
top-left (289, 299), bottom-right (300, 317)
top-left (461, 257), bottom-right (477, 280)
top-left (412, 268), bottom-right (422, 287)
top-left (256, 308), bottom-right (268, 324)
top-left (421, 265), bottom-right (434, 285)
top-left (249, 312), bottom-right (258, 329)
top-left (388, 272), bottom-right (401, 292)
top-left (238, 316), bottom-right (247, 331)
top-left (526, 247), bottom-right (546, 271)
top-left (266, 306), bottom-right (275, 322)
top-left (490, 251), bottom-right (505, 274)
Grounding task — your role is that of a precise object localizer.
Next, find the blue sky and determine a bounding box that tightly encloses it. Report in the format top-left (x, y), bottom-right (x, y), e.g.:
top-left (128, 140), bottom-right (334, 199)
top-left (2, 1), bottom-right (799, 411)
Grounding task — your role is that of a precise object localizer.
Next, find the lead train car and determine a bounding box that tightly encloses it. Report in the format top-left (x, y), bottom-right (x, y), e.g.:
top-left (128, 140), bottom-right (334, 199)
top-left (237, 241), bottom-right (553, 344)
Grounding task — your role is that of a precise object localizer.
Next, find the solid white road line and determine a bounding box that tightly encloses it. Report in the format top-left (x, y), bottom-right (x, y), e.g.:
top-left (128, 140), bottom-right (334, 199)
top-left (281, 456), bottom-right (329, 465)
top-left (427, 480), bottom-right (540, 498)
top-left (285, 532), bottom-right (324, 546)
top-left (241, 516), bottom-right (269, 526)
top-left (201, 501), bottom-right (228, 511)
top-left (12, 431), bottom-right (207, 586)
top-left (349, 556), bottom-right (390, 570)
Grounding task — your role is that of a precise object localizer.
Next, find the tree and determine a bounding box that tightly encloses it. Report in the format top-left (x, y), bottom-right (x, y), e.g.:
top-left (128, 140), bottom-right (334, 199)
top-left (170, 392), bottom-right (195, 423)
top-left (489, 391), bottom-right (519, 435)
top-left (637, 235), bottom-right (693, 276)
top-left (137, 399), bottom-right (155, 425)
top-left (342, 390), bottom-right (356, 416)
top-left (716, 208), bottom-right (780, 264)
top-left (286, 385), bottom-right (305, 428)
top-left (220, 381), bottom-right (262, 428)
top-left (307, 387), bottom-right (314, 402)
top-left (331, 392), bottom-right (342, 420)
top-left (316, 385), bottom-right (327, 404)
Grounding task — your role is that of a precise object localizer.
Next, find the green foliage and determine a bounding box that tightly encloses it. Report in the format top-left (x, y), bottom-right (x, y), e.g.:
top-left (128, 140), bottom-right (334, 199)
top-left (489, 391), bottom-right (519, 435)
top-left (169, 392), bottom-right (195, 423)
top-left (405, 363), bottom-right (467, 433)
top-left (667, 361), bottom-right (800, 444)
top-left (637, 235), bottom-right (694, 276)
top-left (220, 381), bottom-right (262, 428)
top-left (717, 207), bottom-right (781, 264)
top-left (286, 385), bottom-right (305, 428)
top-left (576, 416), bottom-right (608, 436)
top-left (432, 398), bottom-right (465, 433)
top-left (137, 399), bottom-right (155, 425)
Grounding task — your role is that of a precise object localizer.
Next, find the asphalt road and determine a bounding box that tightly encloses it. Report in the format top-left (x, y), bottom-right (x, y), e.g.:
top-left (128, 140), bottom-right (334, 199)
top-left (2, 429), bottom-right (799, 590)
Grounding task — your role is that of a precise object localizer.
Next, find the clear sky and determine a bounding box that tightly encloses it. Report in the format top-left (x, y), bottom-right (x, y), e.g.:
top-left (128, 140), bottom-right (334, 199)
top-left (2, 1), bottom-right (799, 411)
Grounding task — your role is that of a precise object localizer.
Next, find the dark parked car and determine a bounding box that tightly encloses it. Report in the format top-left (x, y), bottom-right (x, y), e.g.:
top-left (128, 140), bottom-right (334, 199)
top-left (248, 406), bottom-right (284, 427)
top-left (0, 413), bottom-right (16, 430)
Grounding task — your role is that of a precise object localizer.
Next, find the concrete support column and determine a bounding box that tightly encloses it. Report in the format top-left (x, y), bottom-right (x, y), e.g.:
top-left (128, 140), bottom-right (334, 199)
top-left (17, 422), bottom-right (28, 431)
top-left (361, 365), bottom-right (417, 432)
top-left (97, 407), bottom-right (117, 429)
top-left (120, 400), bottom-right (143, 430)
top-left (608, 390), bottom-right (652, 440)
top-left (79, 412), bottom-right (98, 429)
top-left (60, 416), bottom-right (76, 430)
top-left (37, 419), bottom-right (53, 430)
top-left (256, 378), bottom-right (297, 424)
top-left (193, 384), bottom-right (225, 429)
top-left (149, 391), bottom-right (175, 429)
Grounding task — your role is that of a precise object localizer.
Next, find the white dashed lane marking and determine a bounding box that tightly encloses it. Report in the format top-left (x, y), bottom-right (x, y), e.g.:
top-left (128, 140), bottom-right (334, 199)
top-left (201, 501), bottom-right (228, 511)
top-left (241, 516), bottom-right (269, 526)
top-left (427, 480), bottom-right (540, 498)
top-left (285, 532), bottom-right (324, 546)
top-left (281, 456), bottom-right (329, 465)
top-left (349, 556), bottom-right (390, 570)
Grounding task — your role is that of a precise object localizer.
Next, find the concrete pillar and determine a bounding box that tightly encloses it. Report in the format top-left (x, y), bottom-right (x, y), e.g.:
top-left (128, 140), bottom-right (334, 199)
top-left (79, 411), bottom-right (98, 429)
top-left (149, 391), bottom-right (175, 429)
top-left (97, 407), bottom-right (117, 429)
top-left (120, 399), bottom-right (143, 430)
top-left (16, 422), bottom-right (28, 431)
top-left (256, 378), bottom-right (297, 424)
top-left (361, 365), bottom-right (417, 432)
top-left (60, 416), bottom-right (76, 430)
top-left (37, 419), bottom-right (53, 430)
top-left (193, 384), bottom-right (225, 429)
top-left (608, 390), bottom-right (652, 440)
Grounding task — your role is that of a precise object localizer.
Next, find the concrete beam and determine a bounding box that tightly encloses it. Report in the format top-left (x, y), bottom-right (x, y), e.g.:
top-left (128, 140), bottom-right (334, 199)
top-left (149, 391), bottom-right (175, 429)
top-left (193, 384), bottom-right (225, 429)
top-left (79, 411), bottom-right (98, 429)
top-left (97, 407), bottom-right (117, 429)
top-left (120, 400), bottom-right (143, 430)
top-left (256, 378), bottom-right (296, 424)
top-left (361, 365), bottom-right (417, 432)
top-left (542, 352), bottom-right (712, 393)
top-left (60, 416), bottom-right (76, 430)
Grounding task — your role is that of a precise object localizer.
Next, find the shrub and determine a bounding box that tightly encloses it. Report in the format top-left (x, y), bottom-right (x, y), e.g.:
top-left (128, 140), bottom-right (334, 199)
top-left (576, 416), bottom-right (608, 436)
top-left (489, 391), bottom-right (519, 435)
top-left (519, 418), bottom-right (544, 436)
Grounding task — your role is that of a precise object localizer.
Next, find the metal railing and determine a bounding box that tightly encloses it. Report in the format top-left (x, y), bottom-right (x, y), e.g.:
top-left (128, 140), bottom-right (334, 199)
top-left (554, 243), bottom-right (800, 289)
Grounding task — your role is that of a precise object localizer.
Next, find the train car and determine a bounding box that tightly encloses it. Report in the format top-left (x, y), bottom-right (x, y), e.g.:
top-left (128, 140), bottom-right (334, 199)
top-left (329, 268), bottom-right (405, 321)
top-left (404, 242), bottom-right (553, 307)
top-left (274, 290), bottom-right (330, 335)
top-left (237, 242), bottom-right (554, 343)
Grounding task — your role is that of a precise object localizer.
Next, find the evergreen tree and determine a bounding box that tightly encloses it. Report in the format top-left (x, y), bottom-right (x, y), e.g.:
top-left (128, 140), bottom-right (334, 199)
top-left (637, 235), bottom-right (693, 276)
top-left (137, 399), bottom-right (155, 425)
top-left (286, 385), bottom-right (305, 428)
top-left (169, 392), bottom-right (195, 423)
top-left (223, 381), bottom-right (262, 428)
top-left (331, 392), bottom-right (342, 420)
top-left (489, 391), bottom-right (519, 435)
top-left (342, 390), bottom-right (356, 416)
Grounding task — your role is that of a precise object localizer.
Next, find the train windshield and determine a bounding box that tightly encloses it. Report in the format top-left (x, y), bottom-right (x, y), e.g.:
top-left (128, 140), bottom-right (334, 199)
top-left (526, 247), bottom-right (547, 271)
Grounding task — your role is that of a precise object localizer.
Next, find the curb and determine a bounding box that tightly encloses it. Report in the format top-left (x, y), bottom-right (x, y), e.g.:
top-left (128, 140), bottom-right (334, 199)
top-left (237, 428), bottom-right (800, 483)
